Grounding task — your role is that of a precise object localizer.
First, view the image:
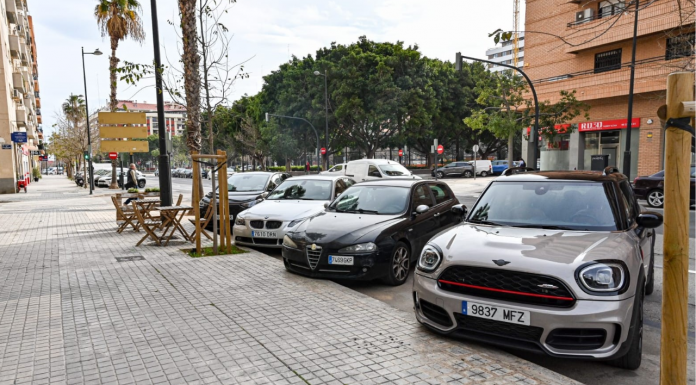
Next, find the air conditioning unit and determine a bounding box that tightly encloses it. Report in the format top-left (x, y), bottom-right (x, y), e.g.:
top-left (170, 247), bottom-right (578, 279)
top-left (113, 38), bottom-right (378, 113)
top-left (576, 8), bottom-right (595, 23)
top-left (12, 89), bottom-right (21, 100)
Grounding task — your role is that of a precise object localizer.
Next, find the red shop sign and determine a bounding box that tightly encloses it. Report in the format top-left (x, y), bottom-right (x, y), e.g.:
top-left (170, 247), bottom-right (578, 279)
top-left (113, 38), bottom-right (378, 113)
top-left (578, 118), bottom-right (640, 132)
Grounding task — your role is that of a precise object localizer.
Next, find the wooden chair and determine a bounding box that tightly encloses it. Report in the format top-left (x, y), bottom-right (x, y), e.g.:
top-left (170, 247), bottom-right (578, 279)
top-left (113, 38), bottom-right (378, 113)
top-left (111, 196), bottom-right (138, 233)
top-left (132, 201), bottom-right (163, 246)
top-left (189, 204), bottom-right (214, 241)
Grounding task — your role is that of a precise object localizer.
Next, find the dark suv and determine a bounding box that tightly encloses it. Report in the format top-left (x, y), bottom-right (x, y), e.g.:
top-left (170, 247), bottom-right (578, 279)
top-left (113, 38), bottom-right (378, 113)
top-left (632, 165), bottom-right (695, 208)
top-left (432, 162), bottom-right (474, 178)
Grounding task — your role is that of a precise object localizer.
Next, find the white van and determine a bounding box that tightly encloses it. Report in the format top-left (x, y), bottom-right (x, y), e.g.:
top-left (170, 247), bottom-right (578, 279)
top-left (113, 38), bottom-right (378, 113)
top-left (345, 159), bottom-right (422, 182)
top-left (320, 163), bottom-right (346, 175)
top-left (468, 160), bottom-right (493, 177)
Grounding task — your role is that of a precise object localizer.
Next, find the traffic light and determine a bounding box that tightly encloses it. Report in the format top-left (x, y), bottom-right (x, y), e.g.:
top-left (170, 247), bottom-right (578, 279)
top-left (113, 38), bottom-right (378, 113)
top-left (83, 151), bottom-right (90, 160)
top-left (455, 52), bottom-right (462, 72)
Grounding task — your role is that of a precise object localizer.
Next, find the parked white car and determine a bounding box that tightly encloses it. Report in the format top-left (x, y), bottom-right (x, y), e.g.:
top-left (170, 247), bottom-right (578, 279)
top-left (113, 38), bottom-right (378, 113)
top-left (320, 163), bottom-right (347, 175)
top-left (468, 160), bottom-right (493, 177)
top-left (233, 175), bottom-right (356, 248)
top-left (345, 159), bottom-right (421, 182)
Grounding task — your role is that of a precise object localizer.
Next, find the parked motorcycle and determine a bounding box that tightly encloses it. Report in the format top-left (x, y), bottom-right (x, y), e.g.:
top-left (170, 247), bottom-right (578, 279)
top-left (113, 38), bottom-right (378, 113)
top-left (75, 173), bottom-right (85, 187)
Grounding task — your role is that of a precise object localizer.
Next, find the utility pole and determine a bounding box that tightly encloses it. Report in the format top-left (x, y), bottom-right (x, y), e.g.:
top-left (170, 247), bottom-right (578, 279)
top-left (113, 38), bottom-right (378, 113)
top-left (81, 47), bottom-right (102, 194)
top-left (314, 70), bottom-right (329, 170)
top-left (660, 72), bottom-right (694, 385)
top-left (622, 0), bottom-right (640, 177)
top-left (150, 0), bottom-right (173, 206)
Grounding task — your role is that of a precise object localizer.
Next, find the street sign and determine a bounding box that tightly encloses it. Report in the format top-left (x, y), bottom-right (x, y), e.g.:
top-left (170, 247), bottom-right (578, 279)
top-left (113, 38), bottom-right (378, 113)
top-left (437, 145), bottom-right (444, 155)
top-left (398, 149), bottom-right (403, 157)
top-left (31, 150), bottom-right (40, 156)
top-left (39, 155), bottom-right (48, 161)
top-left (108, 152), bottom-right (118, 160)
top-left (97, 112), bottom-right (147, 125)
top-left (99, 126), bottom-right (149, 139)
top-left (101, 141), bottom-right (149, 153)
top-left (473, 144), bottom-right (480, 153)
top-left (1, 144), bottom-right (11, 150)
top-left (11, 132), bottom-right (27, 143)
top-left (321, 147), bottom-right (326, 155)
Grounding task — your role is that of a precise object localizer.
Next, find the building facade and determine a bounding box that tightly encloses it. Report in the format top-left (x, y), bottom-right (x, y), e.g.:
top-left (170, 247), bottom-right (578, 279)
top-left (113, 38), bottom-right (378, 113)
top-left (116, 100), bottom-right (186, 137)
top-left (486, 33), bottom-right (525, 72)
top-left (0, 0), bottom-right (41, 194)
top-left (521, 0), bottom-right (694, 179)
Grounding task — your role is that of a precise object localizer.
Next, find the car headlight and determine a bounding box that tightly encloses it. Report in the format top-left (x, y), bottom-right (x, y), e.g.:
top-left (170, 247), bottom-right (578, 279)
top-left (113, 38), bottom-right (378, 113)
top-left (337, 242), bottom-right (377, 254)
top-left (240, 199), bottom-right (262, 209)
top-left (578, 263), bottom-right (626, 292)
top-left (283, 235), bottom-right (298, 249)
top-left (234, 216), bottom-right (246, 226)
top-left (417, 244), bottom-right (443, 272)
top-left (287, 217), bottom-right (307, 228)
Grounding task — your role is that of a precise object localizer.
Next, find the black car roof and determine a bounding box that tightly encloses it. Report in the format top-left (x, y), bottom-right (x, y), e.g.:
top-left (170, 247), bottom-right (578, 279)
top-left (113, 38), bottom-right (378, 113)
top-left (358, 179), bottom-right (427, 187)
top-left (284, 175), bottom-right (348, 181)
top-left (496, 170), bottom-right (628, 182)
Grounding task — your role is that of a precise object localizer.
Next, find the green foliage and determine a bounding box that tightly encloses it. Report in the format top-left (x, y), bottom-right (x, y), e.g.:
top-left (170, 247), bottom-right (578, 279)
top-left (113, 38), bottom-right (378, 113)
top-left (32, 167), bottom-right (41, 179)
top-left (536, 90), bottom-right (591, 142)
top-left (127, 188), bottom-right (139, 193)
top-left (186, 245), bottom-right (246, 258)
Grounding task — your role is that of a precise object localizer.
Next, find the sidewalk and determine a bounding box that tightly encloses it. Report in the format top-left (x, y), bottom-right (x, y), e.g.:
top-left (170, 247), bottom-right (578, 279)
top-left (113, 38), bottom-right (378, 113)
top-left (0, 176), bottom-right (579, 385)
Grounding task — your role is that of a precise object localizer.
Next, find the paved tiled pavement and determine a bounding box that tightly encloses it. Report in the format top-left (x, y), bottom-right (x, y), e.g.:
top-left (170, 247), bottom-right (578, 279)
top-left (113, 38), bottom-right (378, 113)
top-left (0, 176), bottom-right (581, 385)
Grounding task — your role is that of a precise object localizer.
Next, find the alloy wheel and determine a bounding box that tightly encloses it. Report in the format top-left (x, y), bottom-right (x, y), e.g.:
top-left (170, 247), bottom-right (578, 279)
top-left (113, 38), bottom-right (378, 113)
top-left (436, 172), bottom-right (444, 179)
top-left (648, 190), bottom-right (664, 207)
top-left (392, 246), bottom-right (410, 282)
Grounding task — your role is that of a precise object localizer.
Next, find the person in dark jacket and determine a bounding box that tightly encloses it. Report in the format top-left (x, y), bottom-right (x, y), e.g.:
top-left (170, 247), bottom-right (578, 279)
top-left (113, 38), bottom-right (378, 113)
top-left (124, 164), bottom-right (139, 205)
top-left (518, 158), bottom-right (526, 168)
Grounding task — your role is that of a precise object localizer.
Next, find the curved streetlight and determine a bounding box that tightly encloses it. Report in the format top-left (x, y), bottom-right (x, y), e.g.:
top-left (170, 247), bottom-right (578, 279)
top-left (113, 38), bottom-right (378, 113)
top-left (265, 112), bottom-right (320, 171)
top-left (314, 70), bottom-right (329, 169)
top-left (81, 47), bottom-right (102, 194)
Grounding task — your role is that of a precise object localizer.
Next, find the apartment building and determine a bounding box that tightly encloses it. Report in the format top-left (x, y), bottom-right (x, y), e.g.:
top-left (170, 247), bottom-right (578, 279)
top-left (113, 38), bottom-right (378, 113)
top-left (116, 100), bottom-right (187, 137)
top-left (0, 0), bottom-right (41, 194)
top-left (521, 0), bottom-right (694, 179)
top-left (485, 33), bottom-right (525, 72)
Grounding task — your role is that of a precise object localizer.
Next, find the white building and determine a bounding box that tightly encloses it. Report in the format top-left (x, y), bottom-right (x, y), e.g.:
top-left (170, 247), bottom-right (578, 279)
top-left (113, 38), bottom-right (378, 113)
top-left (116, 100), bottom-right (187, 137)
top-left (485, 33), bottom-right (525, 72)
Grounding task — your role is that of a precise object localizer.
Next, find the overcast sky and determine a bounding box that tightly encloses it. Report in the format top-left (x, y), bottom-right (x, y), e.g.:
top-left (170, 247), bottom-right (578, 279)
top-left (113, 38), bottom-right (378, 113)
top-left (32, 0), bottom-right (523, 136)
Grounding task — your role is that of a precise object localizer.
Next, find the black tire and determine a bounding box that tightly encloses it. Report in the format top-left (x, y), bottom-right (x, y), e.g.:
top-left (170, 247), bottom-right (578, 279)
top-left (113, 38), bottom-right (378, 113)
top-left (383, 242), bottom-right (411, 286)
top-left (436, 172), bottom-right (444, 179)
top-left (608, 280), bottom-right (644, 370)
top-left (480, 171), bottom-right (488, 177)
top-left (645, 234), bottom-right (655, 295)
top-left (138, 180), bottom-right (146, 188)
top-left (463, 170), bottom-right (473, 178)
top-left (647, 189), bottom-right (664, 208)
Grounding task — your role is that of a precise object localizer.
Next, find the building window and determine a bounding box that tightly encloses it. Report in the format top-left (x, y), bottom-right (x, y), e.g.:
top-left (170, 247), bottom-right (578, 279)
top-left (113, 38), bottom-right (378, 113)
top-left (598, 0), bottom-right (625, 18)
top-left (594, 49), bottom-right (622, 73)
top-left (666, 32), bottom-right (695, 60)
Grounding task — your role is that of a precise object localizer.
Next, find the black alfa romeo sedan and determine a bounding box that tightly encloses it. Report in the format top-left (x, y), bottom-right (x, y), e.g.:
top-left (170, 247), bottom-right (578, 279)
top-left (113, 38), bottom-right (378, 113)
top-left (282, 180), bottom-right (466, 285)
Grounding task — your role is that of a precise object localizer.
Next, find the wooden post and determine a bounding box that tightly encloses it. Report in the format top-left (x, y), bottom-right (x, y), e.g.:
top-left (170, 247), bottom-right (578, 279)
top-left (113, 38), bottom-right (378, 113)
top-left (191, 150), bottom-right (201, 254)
top-left (660, 72), bottom-right (694, 385)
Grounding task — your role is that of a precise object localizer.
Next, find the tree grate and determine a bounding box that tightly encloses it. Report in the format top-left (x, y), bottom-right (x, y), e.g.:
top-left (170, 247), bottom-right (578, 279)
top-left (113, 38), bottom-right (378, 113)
top-left (115, 256), bottom-right (145, 262)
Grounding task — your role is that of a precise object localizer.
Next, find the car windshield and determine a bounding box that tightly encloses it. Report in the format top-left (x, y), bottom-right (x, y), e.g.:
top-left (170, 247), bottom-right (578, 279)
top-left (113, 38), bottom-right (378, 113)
top-left (219, 174), bottom-right (269, 192)
top-left (378, 163), bottom-right (411, 176)
top-left (330, 186), bottom-right (409, 215)
top-left (468, 181), bottom-right (619, 231)
top-left (266, 180), bottom-right (332, 200)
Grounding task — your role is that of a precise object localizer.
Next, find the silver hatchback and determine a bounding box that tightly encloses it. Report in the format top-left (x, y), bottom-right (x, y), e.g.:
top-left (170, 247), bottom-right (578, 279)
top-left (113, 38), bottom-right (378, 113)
top-left (413, 169), bottom-right (662, 370)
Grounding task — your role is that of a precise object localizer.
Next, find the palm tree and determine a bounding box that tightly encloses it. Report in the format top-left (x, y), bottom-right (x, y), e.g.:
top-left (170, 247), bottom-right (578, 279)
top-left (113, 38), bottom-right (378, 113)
top-left (95, 0), bottom-right (145, 188)
top-left (95, 0), bottom-right (145, 111)
top-left (62, 94), bottom-right (87, 187)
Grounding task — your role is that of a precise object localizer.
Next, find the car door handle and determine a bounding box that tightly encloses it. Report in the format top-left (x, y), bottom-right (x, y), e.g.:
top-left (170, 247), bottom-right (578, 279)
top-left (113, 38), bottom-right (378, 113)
top-left (434, 212), bottom-right (440, 217)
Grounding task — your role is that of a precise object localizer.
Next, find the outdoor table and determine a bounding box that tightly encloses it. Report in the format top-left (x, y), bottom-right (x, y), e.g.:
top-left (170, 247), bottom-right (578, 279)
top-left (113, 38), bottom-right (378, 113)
top-left (157, 206), bottom-right (193, 246)
top-left (134, 198), bottom-right (162, 221)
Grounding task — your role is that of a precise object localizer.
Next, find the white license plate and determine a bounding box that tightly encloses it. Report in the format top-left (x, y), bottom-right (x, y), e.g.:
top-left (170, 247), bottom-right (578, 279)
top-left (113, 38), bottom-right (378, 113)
top-left (328, 255), bottom-right (354, 265)
top-left (251, 231), bottom-right (277, 238)
top-left (462, 301), bottom-right (530, 326)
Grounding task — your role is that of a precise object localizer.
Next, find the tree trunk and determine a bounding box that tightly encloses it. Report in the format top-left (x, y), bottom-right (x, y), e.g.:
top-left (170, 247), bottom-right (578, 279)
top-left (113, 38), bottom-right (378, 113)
top-left (108, 36), bottom-right (120, 189)
top-left (507, 132), bottom-right (515, 172)
top-left (180, 0), bottom-right (202, 202)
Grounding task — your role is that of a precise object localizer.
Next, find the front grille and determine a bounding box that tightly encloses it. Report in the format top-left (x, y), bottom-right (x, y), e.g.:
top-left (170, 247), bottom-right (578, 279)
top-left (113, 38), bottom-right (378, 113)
top-left (266, 221), bottom-right (282, 229)
top-left (453, 313), bottom-right (543, 343)
top-left (419, 300), bottom-right (453, 327)
top-left (306, 246), bottom-right (322, 270)
top-left (546, 328), bottom-right (607, 350)
top-left (249, 220), bottom-right (264, 229)
top-left (254, 238), bottom-right (279, 245)
top-left (438, 266), bottom-right (575, 308)
top-left (236, 236), bottom-right (252, 243)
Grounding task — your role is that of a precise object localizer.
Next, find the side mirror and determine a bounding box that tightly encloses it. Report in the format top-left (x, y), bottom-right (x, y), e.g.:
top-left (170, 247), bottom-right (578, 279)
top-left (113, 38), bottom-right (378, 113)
top-left (637, 212), bottom-right (663, 228)
top-left (451, 204), bottom-right (468, 217)
top-left (324, 202), bottom-right (329, 208)
top-left (413, 205), bottom-right (430, 216)
top-left (261, 191), bottom-right (269, 198)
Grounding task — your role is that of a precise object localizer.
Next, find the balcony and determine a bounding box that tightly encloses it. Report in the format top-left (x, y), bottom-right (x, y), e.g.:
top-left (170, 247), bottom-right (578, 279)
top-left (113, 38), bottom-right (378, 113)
top-left (5, 0), bottom-right (17, 22)
top-left (16, 106), bottom-right (27, 127)
top-left (8, 33), bottom-right (20, 58)
top-left (563, 0), bottom-right (694, 53)
top-left (37, 115), bottom-right (42, 124)
top-left (35, 98), bottom-right (40, 108)
top-left (12, 72), bottom-right (25, 93)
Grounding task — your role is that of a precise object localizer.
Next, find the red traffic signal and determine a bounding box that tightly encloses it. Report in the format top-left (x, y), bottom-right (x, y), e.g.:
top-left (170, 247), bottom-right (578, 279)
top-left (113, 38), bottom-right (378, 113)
top-left (437, 145), bottom-right (444, 155)
top-left (321, 147), bottom-right (326, 155)
top-left (108, 152), bottom-right (118, 160)
top-left (398, 149), bottom-right (403, 157)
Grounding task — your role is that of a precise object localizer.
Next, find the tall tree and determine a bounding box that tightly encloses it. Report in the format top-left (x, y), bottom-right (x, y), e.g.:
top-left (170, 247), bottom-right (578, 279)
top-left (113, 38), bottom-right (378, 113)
top-left (95, 0), bottom-right (145, 188)
top-left (62, 94), bottom-right (87, 187)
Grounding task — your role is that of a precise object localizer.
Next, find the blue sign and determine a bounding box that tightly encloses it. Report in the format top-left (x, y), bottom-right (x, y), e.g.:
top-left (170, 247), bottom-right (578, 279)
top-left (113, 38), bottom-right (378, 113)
top-left (11, 132), bottom-right (27, 143)
top-left (1, 144), bottom-right (11, 150)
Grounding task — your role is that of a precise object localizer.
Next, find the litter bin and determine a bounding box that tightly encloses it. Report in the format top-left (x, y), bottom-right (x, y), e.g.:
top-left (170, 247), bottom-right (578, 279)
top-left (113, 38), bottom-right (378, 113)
top-left (591, 154), bottom-right (609, 171)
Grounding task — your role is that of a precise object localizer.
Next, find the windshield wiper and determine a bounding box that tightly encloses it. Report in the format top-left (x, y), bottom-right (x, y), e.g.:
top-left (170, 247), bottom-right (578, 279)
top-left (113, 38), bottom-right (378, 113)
top-left (338, 208), bottom-right (379, 214)
top-left (513, 224), bottom-right (576, 230)
top-left (469, 219), bottom-right (503, 226)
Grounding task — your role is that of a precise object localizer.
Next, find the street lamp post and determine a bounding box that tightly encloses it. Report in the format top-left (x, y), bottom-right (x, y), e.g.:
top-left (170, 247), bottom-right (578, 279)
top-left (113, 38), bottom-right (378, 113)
top-left (622, 0), bottom-right (640, 177)
top-left (455, 53), bottom-right (540, 170)
top-left (81, 47), bottom-right (103, 195)
top-left (265, 113), bottom-right (321, 170)
top-left (314, 70), bottom-right (329, 170)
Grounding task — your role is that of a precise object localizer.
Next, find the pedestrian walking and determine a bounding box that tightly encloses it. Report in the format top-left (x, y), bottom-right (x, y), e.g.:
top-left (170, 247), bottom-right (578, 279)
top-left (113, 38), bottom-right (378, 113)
top-left (124, 164), bottom-right (139, 205)
top-left (305, 161), bottom-right (310, 175)
top-left (518, 158), bottom-right (526, 168)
